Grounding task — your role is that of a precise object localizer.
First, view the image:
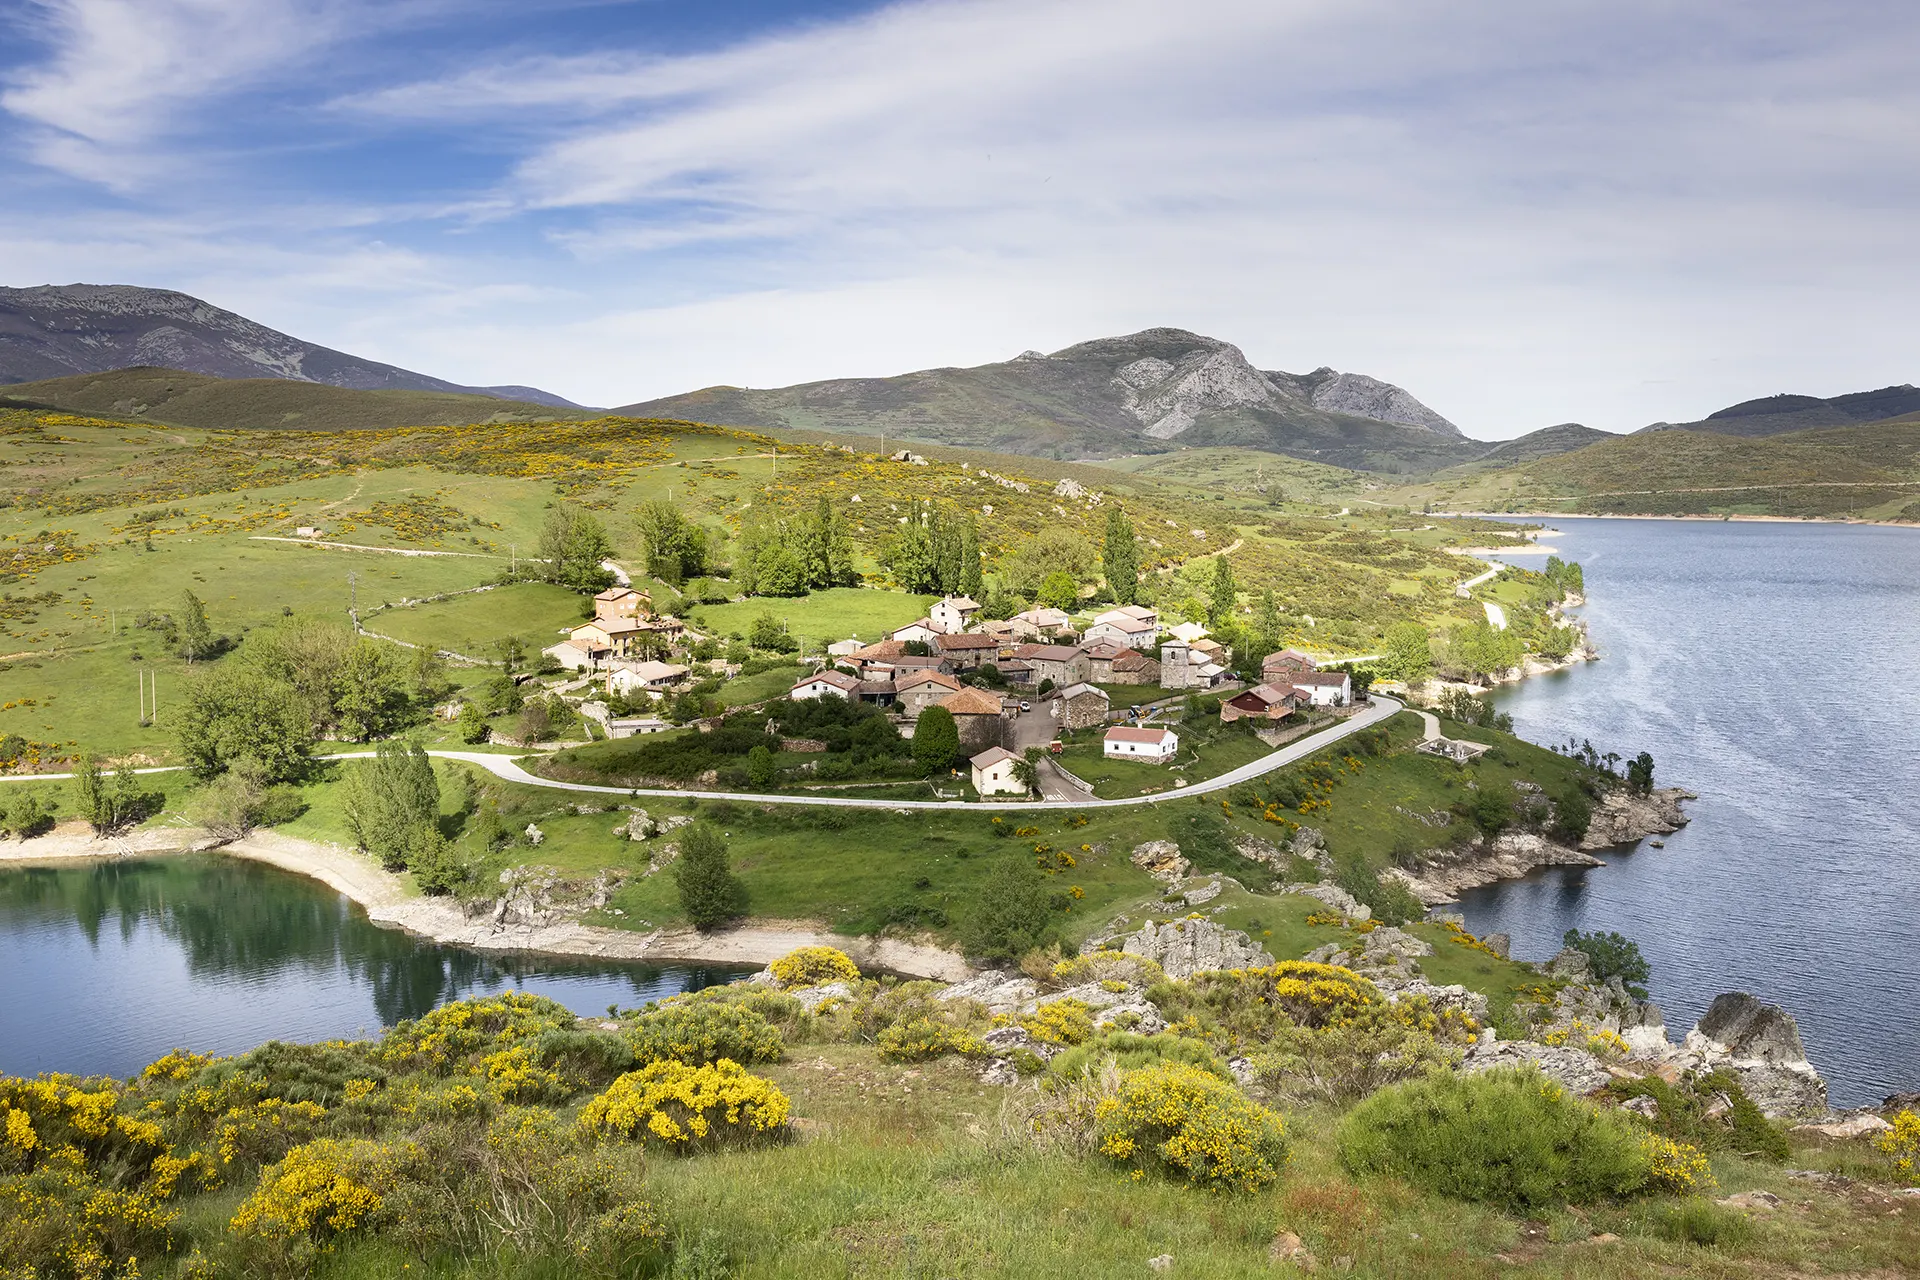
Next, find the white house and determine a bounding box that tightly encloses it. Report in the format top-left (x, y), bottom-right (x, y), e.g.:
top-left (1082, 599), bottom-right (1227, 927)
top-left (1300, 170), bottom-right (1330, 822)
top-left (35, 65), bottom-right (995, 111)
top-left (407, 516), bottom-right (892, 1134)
top-left (1290, 671), bottom-right (1352, 706)
top-left (608, 661), bottom-right (688, 697)
top-left (969, 746), bottom-right (1025, 797)
top-left (1009, 606), bottom-right (1072, 640)
top-left (1168, 620), bottom-right (1208, 644)
top-left (929, 595), bottom-right (982, 634)
top-left (1082, 612), bottom-right (1159, 649)
top-left (889, 618), bottom-right (942, 645)
top-left (1103, 725), bottom-right (1178, 761)
top-left (790, 670), bottom-right (861, 700)
top-left (827, 637), bottom-right (865, 658)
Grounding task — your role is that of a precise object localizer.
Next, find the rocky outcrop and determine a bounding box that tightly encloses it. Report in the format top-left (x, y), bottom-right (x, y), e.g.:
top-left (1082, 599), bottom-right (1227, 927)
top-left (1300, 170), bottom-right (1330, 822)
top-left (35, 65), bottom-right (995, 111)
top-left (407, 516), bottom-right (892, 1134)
top-left (1681, 993), bottom-right (1828, 1118)
top-left (1461, 1038), bottom-right (1613, 1093)
top-left (1129, 840), bottom-right (1190, 884)
top-left (1394, 832), bottom-right (1605, 905)
top-left (1581, 787), bottom-right (1694, 850)
top-left (1120, 917), bottom-right (1270, 979)
top-left (1281, 881), bottom-right (1371, 922)
top-left (1305, 925), bottom-right (1434, 974)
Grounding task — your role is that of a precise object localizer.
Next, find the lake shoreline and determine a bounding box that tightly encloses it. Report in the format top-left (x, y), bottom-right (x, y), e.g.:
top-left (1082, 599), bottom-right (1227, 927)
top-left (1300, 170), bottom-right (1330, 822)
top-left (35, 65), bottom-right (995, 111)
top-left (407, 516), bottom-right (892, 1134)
top-left (0, 824), bottom-right (973, 982)
top-left (1444, 509), bottom-right (1920, 529)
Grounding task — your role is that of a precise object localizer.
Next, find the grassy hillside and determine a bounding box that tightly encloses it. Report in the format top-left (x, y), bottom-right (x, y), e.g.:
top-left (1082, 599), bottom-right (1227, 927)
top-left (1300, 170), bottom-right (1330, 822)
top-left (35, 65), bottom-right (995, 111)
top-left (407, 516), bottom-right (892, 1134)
top-left (1379, 419), bottom-right (1920, 521)
top-left (0, 367), bottom-right (588, 432)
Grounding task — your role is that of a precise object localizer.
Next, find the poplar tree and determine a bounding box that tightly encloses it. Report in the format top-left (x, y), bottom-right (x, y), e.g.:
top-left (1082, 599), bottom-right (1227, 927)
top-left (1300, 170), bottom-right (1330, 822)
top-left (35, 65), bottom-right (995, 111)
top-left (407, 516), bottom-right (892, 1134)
top-left (1207, 555), bottom-right (1239, 628)
top-left (675, 824), bottom-right (748, 929)
top-left (1102, 506), bottom-right (1139, 605)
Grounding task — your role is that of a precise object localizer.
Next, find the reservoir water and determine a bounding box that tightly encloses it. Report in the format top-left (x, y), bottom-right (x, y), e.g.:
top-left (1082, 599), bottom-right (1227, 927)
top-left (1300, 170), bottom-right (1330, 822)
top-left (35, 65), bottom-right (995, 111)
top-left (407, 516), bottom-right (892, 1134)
top-left (1459, 517), bottom-right (1920, 1106)
top-left (0, 853), bottom-right (732, 1080)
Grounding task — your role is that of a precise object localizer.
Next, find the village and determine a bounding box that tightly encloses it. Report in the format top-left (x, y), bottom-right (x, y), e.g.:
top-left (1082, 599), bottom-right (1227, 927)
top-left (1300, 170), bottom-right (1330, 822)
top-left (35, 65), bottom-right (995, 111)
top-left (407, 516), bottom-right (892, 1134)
top-left (532, 583), bottom-right (1361, 801)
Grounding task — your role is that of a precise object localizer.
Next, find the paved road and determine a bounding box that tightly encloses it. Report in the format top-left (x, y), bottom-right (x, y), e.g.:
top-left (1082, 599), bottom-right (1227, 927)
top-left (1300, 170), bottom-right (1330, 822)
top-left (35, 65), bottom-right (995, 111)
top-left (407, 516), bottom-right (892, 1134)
top-left (6, 699), bottom-right (1404, 812)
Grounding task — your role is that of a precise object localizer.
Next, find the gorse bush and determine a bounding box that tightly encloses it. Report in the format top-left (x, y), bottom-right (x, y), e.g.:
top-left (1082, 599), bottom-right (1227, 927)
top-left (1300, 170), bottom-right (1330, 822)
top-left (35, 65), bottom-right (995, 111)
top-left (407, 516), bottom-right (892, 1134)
top-left (1251, 998), bottom-right (1473, 1104)
top-left (1877, 1109), bottom-right (1919, 1184)
top-left (1094, 1063), bottom-right (1290, 1193)
top-left (1051, 951), bottom-right (1166, 989)
top-left (1020, 998), bottom-right (1096, 1047)
top-left (624, 1002), bottom-right (785, 1067)
top-left (1048, 1032), bottom-right (1229, 1084)
top-left (877, 1017), bottom-right (989, 1062)
top-left (578, 1060), bottom-right (790, 1151)
top-left (1337, 1067), bottom-right (1652, 1211)
top-left (768, 945), bottom-right (861, 989)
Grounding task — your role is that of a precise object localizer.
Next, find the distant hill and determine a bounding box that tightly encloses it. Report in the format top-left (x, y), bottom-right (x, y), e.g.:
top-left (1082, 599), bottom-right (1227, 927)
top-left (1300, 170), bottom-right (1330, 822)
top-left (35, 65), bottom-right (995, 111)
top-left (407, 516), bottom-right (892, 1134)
top-left (0, 367), bottom-right (589, 432)
top-left (1641, 385), bottom-right (1920, 438)
top-left (620, 327), bottom-right (1488, 473)
top-left (0, 284), bottom-right (585, 409)
top-left (1380, 418), bottom-right (1920, 522)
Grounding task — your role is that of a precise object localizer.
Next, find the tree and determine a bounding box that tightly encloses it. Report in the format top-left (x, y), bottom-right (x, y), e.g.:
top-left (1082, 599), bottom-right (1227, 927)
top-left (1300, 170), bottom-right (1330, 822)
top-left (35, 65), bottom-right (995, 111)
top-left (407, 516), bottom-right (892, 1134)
top-left (1008, 746), bottom-right (1045, 797)
top-left (333, 639), bottom-right (409, 741)
top-left (1248, 590), bottom-right (1282, 661)
top-left (796, 496), bottom-right (856, 591)
top-left (745, 744), bottom-right (778, 788)
top-left (340, 739), bottom-right (440, 872)
top-left (1207, 555), bottom-right (1239, 629)
top-left (674, 824), bottom-right (747, 930)
top-left (1102, 506), bottom-right (1140, 605)
top-left (457, 701), bottom-right (491, 744)
top-left (1625, 751), bottom-right (1655, 796)
top-left (407, 646), bottom-right (448, 705)
top-left (177, 589), bottom-right (217, 663)
top-left (493, 634), bottom-right (527, 676)
top-left (747, 612), bottom-right (796, 653)
top-left (634, 500), bottom-right (710, 585)
top-left (175, 667), bottom-right (313, 783)
top-left (1001, 528), bottom-right (1096, 601)
top-left (537, 505), bottom-right (615, 591)
top-left (957, 519), bottom-right (983, 599)
top-left (1035, 570), bottom-right (1078, 610)
top-left (1562, 928), bottom-right (1651, 998)
top-left (247, 618), bottom-right (353, 735)
top-left (958, 862), bottom-right (1055, 961)
top-left (1381, 622), bottom-right (1434, 684)
top-left (912, 705), bottom-right (960, 775)
top-left (70, 751), bottom-right (110, 833)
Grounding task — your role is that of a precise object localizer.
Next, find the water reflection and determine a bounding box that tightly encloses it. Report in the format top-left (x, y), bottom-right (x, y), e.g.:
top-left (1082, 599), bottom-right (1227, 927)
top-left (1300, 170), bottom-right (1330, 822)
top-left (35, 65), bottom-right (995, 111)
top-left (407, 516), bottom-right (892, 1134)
top-left (0, 855), bottom-right (735, 1079)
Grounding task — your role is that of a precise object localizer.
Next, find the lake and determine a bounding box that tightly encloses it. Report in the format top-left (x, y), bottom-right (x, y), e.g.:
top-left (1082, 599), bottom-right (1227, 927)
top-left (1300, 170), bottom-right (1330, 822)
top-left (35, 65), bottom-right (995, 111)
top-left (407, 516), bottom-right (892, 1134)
top-left (0, 853), bottom-right (733, 1080)
top-left (1458, 517), bottom-right (1920, 1106)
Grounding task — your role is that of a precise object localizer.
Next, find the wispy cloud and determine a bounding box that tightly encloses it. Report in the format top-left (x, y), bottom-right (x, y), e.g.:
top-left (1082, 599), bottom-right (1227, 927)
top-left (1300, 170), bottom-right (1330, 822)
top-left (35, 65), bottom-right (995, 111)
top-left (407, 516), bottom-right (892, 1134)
top-left (3, 0), bottom-right (1919, 431)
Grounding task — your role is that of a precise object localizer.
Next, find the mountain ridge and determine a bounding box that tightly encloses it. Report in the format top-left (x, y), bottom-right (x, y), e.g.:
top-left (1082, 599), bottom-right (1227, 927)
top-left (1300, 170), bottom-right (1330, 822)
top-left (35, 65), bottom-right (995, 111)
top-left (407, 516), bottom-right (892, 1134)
top-left (0, 284), bottom-right (585, 410)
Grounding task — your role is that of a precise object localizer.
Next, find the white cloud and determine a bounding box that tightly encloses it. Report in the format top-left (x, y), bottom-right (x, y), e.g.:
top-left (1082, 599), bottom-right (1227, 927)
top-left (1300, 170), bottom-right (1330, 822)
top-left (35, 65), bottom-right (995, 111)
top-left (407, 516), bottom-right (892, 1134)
top-left (6, 0), bottom-right (1920, 435)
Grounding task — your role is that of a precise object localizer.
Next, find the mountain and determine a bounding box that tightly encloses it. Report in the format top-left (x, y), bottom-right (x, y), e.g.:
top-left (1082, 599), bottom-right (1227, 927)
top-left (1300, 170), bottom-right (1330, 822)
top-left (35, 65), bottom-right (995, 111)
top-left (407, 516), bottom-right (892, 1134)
top-left (0, 284), bottom-right (585, 409)
top-left (620, 327), bottom-right (1483, 473)
top-left (1641, 385), bottom-right (1920, 438)
top-left (0, 367), bottom-right (590, 433)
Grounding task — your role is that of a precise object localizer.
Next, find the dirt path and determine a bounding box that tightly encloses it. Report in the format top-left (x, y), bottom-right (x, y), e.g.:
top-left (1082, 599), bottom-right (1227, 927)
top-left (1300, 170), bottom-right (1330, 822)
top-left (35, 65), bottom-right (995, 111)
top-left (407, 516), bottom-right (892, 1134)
top-left (249, 536), bottom-right (496, 558)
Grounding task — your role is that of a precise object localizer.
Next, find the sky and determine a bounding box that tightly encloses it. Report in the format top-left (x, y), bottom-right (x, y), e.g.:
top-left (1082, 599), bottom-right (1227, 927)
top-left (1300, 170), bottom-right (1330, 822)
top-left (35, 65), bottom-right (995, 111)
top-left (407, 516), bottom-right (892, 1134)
top-left (2, 0), bottom-right (1917, 438)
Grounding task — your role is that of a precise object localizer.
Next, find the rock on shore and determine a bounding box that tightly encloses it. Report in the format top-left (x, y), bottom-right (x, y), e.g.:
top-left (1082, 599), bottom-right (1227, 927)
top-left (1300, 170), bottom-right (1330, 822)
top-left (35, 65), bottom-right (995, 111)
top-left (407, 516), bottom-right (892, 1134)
top-left (1582, 787), bottom-right (1694, 850)
top-left (1394, 832), bottom-right (1604, 905)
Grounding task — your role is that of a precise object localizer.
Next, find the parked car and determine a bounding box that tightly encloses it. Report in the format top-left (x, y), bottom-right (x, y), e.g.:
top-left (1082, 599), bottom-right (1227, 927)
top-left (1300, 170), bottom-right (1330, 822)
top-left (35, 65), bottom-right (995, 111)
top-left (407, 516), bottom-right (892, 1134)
top-left (1019, 700), bottom-right (1032, 712)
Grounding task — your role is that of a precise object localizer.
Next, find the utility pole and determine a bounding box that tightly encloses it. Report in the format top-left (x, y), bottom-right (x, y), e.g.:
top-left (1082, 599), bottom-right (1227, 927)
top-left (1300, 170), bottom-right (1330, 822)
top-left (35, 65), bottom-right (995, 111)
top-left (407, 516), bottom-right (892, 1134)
top-left (347, 571), bottom-right (358, 614)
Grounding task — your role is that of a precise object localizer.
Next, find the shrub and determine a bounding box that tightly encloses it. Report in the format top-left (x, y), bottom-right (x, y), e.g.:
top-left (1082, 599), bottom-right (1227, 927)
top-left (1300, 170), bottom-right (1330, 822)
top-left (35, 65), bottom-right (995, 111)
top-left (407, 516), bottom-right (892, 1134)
top-left (1268, 961), bottom-right (1384, 1028)
top-left (1878, 1109), bottom-right (1919, 1184)
top-left (1608, 1070), bottom-right (1787, 1161)
top-left (877, 1017), bottom-right (988, 1062)
top-left (674, 824), bottom-right (748, 930)
top-left (1251, 999), bottom-right (1470, 1104)
top-left (1094, 1063), bottom-right (1290, 1192)
top-left (1642, 1133), bottom-right (1717, 1194)
top-left (1332, 855), bottom-right (1424, 925)
top-left (958, 862), bottom-right (1058, 962)
top-left (1646, 1197), bottom-right (1754, 1247)
top-left (1337, 1067), bottom-right (1651, 1211)
top-left (214, 1098), bottom-right (330, 1168)
top-left (768, 945), bottom-right (861, 989)
top-left (532, 1029), bottom-right (636, 1088)
top-left (1561, 928), bottom-right (1652, 998)
top-left (624, 1002), bottom-right (784, 1067)
top-left (1021, 999), bottom-right (1095, 1047)
top-left (228, 1138), bottom-right (401, 1246)
top-left (578, 1060), bottom-right (790, 1151)
top-left (1049, 1032), bottom-right (1228, 1083)
top-left (375, 993), bottom-right (575, 1074)
top-left (1052, 951), bottom-right (1167, 989)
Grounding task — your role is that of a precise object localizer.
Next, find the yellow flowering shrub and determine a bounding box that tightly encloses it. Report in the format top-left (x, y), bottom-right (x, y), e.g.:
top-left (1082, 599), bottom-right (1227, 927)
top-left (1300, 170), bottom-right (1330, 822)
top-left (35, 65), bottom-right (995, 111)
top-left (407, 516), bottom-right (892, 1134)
top-left (1879, 1110), bottom-right (1920, 1184)
top-left (876, 1017), bottom-right (989, 1062)
top-left (578, 1060), bottom-right (790, 1151)
top-left (214, 1098), bottom-right (330, 1167)
top-left (1021, 999), bottom-right (1095, 1047)
top-left (625, 1001), bottom-right (785, 1067)
top-left (227, 1138), bottom-right (399, 1246)
top-left (1543, 1020), bottom-right (1631, 1061)
top-left (767, 946), bottom-right (861, 989)
top-left (1051, 951), bottom-right (1166, 989)
top-left (140, 1050), bottom-right (215, 1084)
top-left (376, 992), bottom-right (574, 1073)
top-left (1643, 1134), bottom-right (1717, 1194)
top-left (1268, 962), bottom-right (1383, 1029)
top-left (1093, 1064), bottom-right (1290, 1193)
top-left (475, 1044), bottom-right (568, 1104)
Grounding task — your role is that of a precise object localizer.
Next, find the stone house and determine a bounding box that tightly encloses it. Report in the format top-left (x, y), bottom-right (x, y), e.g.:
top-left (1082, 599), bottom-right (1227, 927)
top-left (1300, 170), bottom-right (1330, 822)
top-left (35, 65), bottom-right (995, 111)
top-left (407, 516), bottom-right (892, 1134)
top-left (608, 661), bottom-right (688, 697)
top-left (1053, 681), bottom-right (1111, 731)
top-left (1262, 649), bottom-right (1318, 681)
top-left (1159, 640), bottom-right (1195, 689)
top-left (929, 595), bottom-right (982, 634)
top-left (936, 686), bottom-right (1007, 752)
top-left (1082, 614), bottom-right (1159, 649)
top-left (895, 669), bottom-right (964, 717)
top-left (1220, 683), bottom-right (1298, 724)
top-left (934, 632), bottom-right (1002, 673)
top-left (1008, 607), bottom-right (1073, 641)
top-left (1011, 643), bottom-right (1089, 688)
top-left (790, 670), bottom-right (861, 701)
top-left (593, 585), bottom-right (652, 623)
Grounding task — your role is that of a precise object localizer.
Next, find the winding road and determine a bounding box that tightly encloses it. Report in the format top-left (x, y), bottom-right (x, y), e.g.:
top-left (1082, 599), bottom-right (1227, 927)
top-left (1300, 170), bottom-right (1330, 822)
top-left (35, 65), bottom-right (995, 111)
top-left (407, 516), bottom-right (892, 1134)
top-left (10, 699), bottom-right (1404, 812)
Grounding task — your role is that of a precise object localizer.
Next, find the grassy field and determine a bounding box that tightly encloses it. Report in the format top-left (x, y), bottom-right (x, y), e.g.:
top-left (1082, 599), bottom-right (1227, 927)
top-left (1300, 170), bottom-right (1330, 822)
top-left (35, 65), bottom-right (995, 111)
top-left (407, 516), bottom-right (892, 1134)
top-left (689, 588), bottom-right (935, 644)
top-left (1055, 717), bottom-right (1276, 799)
top-left (367, 582), bottom-right (587, 658)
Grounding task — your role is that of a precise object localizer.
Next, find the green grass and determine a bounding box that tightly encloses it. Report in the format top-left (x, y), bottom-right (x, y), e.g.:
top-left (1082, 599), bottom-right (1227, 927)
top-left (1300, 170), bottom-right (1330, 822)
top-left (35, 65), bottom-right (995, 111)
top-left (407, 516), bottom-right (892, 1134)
top-left (1054, 718), bottom-right (1274, 799)
top-left (717, 663), bottom-right (807, 707)
top-left (689, 588), bottom-right (935, 644)
top-left (367, 582), bottom-right (588, 659)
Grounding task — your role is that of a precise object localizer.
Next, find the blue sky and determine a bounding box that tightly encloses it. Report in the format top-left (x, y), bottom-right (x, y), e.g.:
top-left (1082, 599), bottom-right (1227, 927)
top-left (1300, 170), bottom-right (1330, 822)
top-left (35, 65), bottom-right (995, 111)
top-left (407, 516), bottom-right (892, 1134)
top-left (2, 0), bottom-right (1917, 436)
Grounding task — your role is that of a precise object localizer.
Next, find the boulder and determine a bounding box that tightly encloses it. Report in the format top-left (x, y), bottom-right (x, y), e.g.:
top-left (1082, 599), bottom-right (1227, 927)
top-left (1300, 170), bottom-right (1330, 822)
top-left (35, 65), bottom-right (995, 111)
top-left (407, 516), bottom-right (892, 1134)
top-left (1546, 947), bottom-right (1592, 980)
top-left (1581, 787), bottom-right (1692, 850)
top-left (1682, 993), bottom-right (1828, 1119)
top-left (1283, 881), bottom-right (1371, 922)
top-left (1129, 840), bottom-right (1190, 884)
top-left (620, 809), bottom-right (656, 840)
top-left (1181, 878), bottom-right (1222, 907)
top-left (1094, 1003), bottom-right (1168, 1035)
top-left (1121, 917), bottom-right (1270, 980)
top-left (1461, 1038), bottom-right (1613, 1094)
top-left (938, 972), bottom-right (1037, 1016)
top-left (1791, 1114), bottom-right (1892, 1140)
top-left (787, 981), bottom-right (854, 1013)
top-left (978, 1057), bottom-right (1020, 1085)
top-left (1484, 932), bottom-right (1511, 960)
top-left (1374, 974), bottom-right (1491, 1026)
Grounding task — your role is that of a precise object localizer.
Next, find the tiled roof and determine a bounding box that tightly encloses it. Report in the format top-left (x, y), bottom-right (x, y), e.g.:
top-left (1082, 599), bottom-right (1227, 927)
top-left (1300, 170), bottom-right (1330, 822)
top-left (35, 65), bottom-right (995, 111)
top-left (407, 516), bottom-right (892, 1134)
top-left (937, 686), bottom-right (1005, 716)
top-left (970, 746), bottom-right (1017, 768)
top-left (1105, 726), bottom-right (1174, 744)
